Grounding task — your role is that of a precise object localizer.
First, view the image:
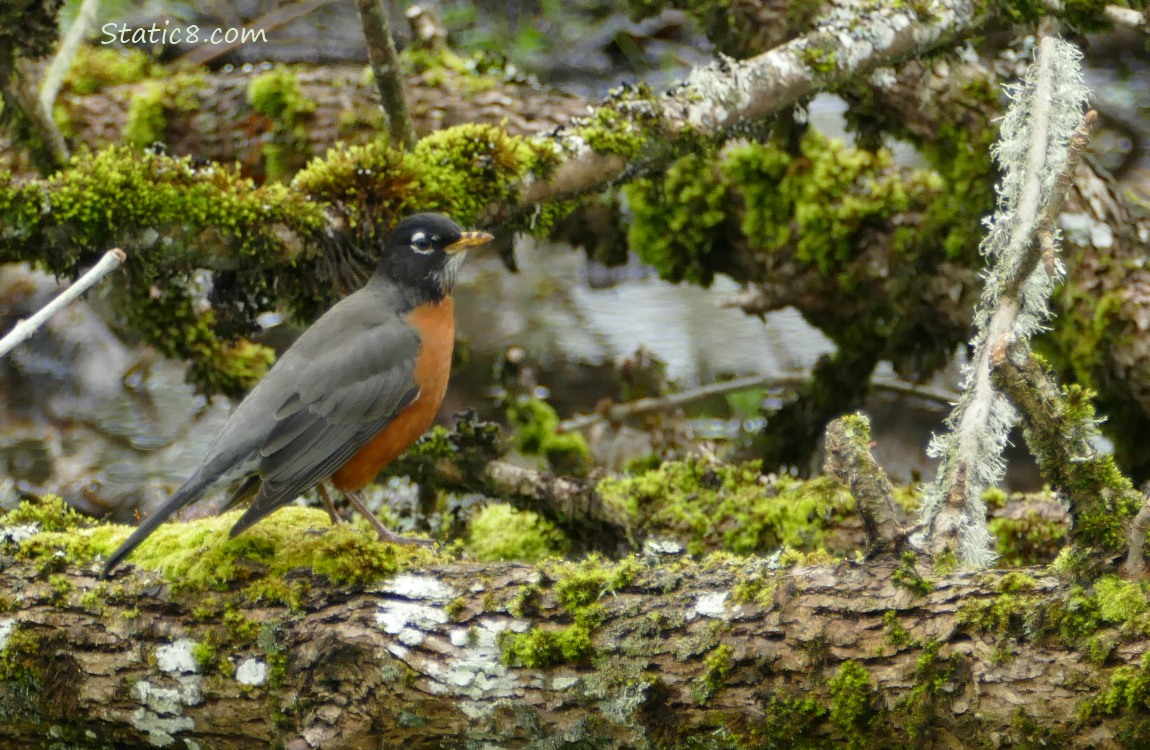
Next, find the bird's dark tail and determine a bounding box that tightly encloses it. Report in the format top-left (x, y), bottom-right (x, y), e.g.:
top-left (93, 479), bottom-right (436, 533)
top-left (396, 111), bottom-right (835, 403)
top-left (99, 474), bottom-right (213, 578)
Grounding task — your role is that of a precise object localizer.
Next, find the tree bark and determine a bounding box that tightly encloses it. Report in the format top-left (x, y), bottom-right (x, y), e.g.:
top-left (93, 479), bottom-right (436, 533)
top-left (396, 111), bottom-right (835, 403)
top-left (0, 552), bottom-right (1143, 748)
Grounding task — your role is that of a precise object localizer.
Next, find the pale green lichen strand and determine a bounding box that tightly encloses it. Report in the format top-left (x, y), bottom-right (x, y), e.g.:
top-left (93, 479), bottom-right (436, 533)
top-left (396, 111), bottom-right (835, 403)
top-left (919, 38), bottom-right (1089, 567)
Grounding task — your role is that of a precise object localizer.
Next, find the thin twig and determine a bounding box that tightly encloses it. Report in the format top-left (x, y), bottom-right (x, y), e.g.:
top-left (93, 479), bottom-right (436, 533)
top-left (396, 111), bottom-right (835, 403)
top-left (0, 249), bottom-right (126, 359)
top-left (356, 0), bottom-right (416, 149)
top-left (1126, 494), bottom-right (1150, 577)
top-left (558, 374), bottom-right (959, 433)
top-left (39, 0), bottom-right (100, 117)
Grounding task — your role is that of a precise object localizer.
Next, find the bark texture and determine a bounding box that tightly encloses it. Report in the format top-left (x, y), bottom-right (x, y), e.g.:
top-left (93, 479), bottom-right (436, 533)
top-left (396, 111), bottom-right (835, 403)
top-left (1, 553), bottom-right (1146, 748)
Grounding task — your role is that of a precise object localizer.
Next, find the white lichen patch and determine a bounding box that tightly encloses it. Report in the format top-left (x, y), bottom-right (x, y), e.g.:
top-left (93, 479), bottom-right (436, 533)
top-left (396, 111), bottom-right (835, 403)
top-left (0, 618), bottom-right (14, 652)
top-left (0, 524), bottom-right (39, 545)
top-left (378, 574), bottom-right (456, 603)
top-left (426, 618), bottom-right (523, 701)
top-left (130, 679), bottom-right (200, 747)
top-left (235, 658), bottom-right (268, 686)
top-left (155, 639), bottom-right (200, 674)
top-left (691, 591), bottom-right (731, 620)
top-left (376, 600), bottom-right (449, 635)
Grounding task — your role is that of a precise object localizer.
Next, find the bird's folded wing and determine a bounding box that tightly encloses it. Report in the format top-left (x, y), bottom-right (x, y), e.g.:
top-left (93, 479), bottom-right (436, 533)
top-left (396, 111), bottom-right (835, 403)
top-left (230, 320), bottom-right (422, 534)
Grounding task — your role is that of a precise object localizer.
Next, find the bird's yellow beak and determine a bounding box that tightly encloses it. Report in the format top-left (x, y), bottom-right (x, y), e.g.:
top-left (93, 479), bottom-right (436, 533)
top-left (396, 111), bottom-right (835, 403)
top-left (445, 230), bottom-right (494, 254)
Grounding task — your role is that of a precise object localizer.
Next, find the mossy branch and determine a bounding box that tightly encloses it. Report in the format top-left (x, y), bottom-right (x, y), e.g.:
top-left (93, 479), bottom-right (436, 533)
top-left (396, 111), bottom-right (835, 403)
top-left (0, 503), bottom-right (1148, 746)
top-left (824, 414), bottom-right (909, 557)
top-left (990, 344), bottom-right (1142, 575)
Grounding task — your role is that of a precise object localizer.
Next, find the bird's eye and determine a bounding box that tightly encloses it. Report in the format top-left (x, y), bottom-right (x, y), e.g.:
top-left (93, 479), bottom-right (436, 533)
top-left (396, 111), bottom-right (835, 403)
top-left (411, 234), bottom-right (432, 253)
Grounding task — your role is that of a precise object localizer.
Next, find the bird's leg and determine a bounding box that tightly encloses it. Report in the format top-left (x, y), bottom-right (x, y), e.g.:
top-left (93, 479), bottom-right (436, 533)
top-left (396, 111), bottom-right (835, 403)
top-left (317, 483), bottom-right (343, 525)
top-left (343, 489), bottom-right (434, 547)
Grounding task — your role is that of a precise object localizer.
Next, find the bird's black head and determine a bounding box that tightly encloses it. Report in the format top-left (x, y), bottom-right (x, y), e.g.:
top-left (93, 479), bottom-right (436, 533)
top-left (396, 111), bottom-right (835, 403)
top-left (376, 213), bottom-right (493, 303)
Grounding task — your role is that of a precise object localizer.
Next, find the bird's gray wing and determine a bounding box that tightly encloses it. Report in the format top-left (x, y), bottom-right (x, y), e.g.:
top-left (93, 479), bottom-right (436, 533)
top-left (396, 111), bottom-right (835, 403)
top-left (227, 305), bottom-right (421, 537)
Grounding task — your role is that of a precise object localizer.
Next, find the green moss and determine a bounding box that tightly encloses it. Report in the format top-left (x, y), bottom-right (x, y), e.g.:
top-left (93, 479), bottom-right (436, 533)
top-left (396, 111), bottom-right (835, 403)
top-left (191, 641), bottom-right (218, 673)
top-left (64, 45), bottom-right (156, 95)
top-left (407, 123), bottom-right (561, 228)
top-left (47, 574), bottom-right (71, 602)
top-left (901, 640), bottom-right (958, 739)
top-left (597, 458), bottom-right (854, 556)
top-left (466, 503), bottom-right (569, 562)
top-left (0, 624), bottom-right (45, 721)
top-left (989, 507), bottom-right (1067, 567)
top-left (248, 66), bottom-right (315, 121)
top-left (506, 397), bottom-right (591, 475)
top-left (122, 75), bottom-right (202, 148)
top-left (247, 66), bottom-right (317, 180)
top-left (551, 555), bottom-right (641, 611)
top-left (883, 611), bottom-right (919, 650)
top-left (690, 642), bottom-right (733, 704)
top-left (28, 507), bottom-right (434, 594)
top-left (501, 623), bottom-right (593, 668)
top-left (1095, 576), bottom-right (1150, 629)
top-left (2, 495), bottom-right (88, 532)
top-left (576, 106), bottom-right (646, 159)
top-left (891, 552), bottom-right (932, 596)
top-left (827, 660), bottom-right (874, 738)
top-left (624, 150), bottom-right (731, 286)
top-left (122, 82), bottom-right (167, 147)
top-left (752, 694), bottom-right (828, 748)
top-left (1083, 652), bottom-right (1150, 719)
top-left (799, 38), bottom-right (838, 75)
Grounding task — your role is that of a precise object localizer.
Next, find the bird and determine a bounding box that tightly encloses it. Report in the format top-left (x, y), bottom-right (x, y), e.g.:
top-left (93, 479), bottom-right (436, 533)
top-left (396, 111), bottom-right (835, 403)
top-left (100, 213), bottom-right (493, 577)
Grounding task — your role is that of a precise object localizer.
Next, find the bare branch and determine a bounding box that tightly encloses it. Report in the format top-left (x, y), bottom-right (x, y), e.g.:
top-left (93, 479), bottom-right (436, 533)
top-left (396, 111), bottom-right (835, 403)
top-left (0, 249), bottom-right (126, 359)
top-left (38, 0), bottom-right (100, 116)
top-left (356, 0), bottom-right (415, 149)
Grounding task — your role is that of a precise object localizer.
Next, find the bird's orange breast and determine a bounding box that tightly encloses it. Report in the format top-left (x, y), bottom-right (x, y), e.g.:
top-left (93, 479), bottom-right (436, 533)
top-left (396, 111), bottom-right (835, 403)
top-left (330, 297), bottom-right (455, 491)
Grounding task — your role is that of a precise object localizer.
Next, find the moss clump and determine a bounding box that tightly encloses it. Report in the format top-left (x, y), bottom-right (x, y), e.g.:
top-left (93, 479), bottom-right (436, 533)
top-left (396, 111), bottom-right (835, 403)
top-left (883, 611), bottom-right (920, 650)
top-left (501, 623), bottom-right (593, 668)
top-left (598, 457), bottom-right (854, 556)
top-left (625, 151), bottom-right (732, 286)
top-left (691, 643), bottom-right (733, 704)
top-left (64, 45), bottom-right (156, 95)
top-left (2, 495), bottom-right (88, 532)
top-left (575, 105), bottom-right (647, 159)
top-left (502, 556), bottom-right (641, 669)
top-left (9, 507), bottom-right (436, 594)
top-left (891, 552), bottom-right (933, 597)
top-left (0, 624), bottom-right (44, 722)
top-left (989, 506), bottom-right (1067, 567)
top-left (507, 397), bottom-right (591, 475)
top-left (466, 503), bottom-right (569, 562)
top-left (1083, 652), bottom-right (1150, 719)
top-left (122, 75), bottom-right (202, 148)
top-left (827, 660), bottom-right (875, 739)
top-left (901, 640), bottom-right (958, 739)
top-left (247, 66), bottom-right (317, 180)
top-left (958, 574), bottom-right (1044, 641)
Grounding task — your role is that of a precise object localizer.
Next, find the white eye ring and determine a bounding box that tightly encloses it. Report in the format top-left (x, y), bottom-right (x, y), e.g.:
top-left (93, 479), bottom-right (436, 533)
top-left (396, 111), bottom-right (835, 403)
top-left (411, 232), bottom-right (433, 253)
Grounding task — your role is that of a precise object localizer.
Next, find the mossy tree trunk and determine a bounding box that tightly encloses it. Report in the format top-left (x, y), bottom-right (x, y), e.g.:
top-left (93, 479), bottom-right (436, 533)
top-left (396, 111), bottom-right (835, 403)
top-left (1, 554), bottom-right (1146, 748)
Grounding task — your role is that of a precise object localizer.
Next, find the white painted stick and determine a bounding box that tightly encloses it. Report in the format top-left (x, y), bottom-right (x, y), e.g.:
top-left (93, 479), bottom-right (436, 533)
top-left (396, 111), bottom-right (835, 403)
top-left (0, 249), bottom-right (127, 359)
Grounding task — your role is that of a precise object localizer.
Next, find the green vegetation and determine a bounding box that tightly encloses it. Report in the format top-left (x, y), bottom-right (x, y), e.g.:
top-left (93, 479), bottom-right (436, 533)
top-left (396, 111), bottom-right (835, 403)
top-left (506, 397), bottom-right (591, 475)
top-left (598, 458), bottom-right (853, 555)
top-left (466, 503), bottom-right (569, 562)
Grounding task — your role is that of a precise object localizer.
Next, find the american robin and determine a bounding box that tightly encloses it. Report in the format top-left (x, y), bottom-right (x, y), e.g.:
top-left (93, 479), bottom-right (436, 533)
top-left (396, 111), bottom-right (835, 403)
top-left (100, 213), bottom-right (493, 577)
